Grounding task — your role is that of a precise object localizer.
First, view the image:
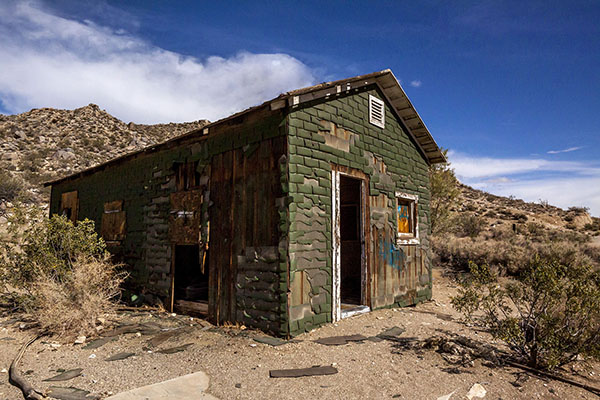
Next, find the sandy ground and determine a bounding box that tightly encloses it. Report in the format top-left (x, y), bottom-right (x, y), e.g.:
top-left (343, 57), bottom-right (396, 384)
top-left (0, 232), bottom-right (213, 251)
top-left (1, 268), bottom-right (599, 400)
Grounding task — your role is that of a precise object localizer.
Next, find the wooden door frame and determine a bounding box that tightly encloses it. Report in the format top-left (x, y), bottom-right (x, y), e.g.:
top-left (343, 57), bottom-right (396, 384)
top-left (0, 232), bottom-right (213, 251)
top-left (331, 165), bottom-right (370, 322)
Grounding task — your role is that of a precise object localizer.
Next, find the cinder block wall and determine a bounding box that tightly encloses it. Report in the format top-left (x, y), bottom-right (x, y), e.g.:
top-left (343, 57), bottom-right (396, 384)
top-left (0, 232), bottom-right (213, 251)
top-left (285, 85), bottom-right (432, 336)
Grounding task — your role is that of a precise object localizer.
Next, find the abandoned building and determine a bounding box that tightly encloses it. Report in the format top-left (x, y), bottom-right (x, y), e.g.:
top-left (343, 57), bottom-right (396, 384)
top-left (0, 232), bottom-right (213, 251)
top-left (47, 69), bottom-right (445, 337)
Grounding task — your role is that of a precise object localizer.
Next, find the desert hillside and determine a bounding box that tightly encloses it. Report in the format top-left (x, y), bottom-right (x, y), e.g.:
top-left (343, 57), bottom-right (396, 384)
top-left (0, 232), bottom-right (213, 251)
top-left (1, 104), bottom-right (598, 238)
top-left (458, 184), bottom-right (597, 232)
top-left (0, 104), bottom-right (208, 203)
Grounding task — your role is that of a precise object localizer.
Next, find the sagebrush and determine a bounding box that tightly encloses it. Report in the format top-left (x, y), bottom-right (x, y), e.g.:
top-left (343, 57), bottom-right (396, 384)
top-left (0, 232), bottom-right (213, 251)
top-left (0, 209), bottom-right (125, 336)
top-left (452, 259), bottom-right (600, 369)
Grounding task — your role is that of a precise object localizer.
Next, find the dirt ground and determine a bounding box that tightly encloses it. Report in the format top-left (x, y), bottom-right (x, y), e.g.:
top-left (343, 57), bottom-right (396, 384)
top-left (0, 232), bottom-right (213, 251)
top-left (1, 268), bottom-right (599, 400)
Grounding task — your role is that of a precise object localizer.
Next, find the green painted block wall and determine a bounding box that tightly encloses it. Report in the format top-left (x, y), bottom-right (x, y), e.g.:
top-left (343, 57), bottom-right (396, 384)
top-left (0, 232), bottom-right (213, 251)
top-left (286, 85), bottom-right (432, 336)
top-left (50, 111), bottom-right (291, 335)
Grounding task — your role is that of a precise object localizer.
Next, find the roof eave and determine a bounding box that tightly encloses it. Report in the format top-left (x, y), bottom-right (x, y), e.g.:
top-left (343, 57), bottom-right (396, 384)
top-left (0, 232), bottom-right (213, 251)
top-left (46, 69), bottom-right (445, 187)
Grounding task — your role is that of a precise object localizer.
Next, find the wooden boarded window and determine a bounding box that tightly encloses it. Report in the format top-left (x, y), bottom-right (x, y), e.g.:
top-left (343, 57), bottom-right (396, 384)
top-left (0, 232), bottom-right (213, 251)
top-left (396, 192), bottom-right (419, 245)
top-left (101, 200), bottom-right (126, 243)
top-left (60, 191), bottom-right (78, 222)
top-left (169, 190), bottom-right (203, 245)
top-left (175, 161), bottom-right (201, 191)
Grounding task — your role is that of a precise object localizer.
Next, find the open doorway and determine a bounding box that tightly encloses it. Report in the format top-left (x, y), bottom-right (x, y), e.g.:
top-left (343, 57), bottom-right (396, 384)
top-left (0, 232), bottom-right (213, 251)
top-left (332, 171), bottom-right (369, 321)
top-left (340, 176), bottom-right (362, 305)
top-left (173, 244), bottom-right (209, 316)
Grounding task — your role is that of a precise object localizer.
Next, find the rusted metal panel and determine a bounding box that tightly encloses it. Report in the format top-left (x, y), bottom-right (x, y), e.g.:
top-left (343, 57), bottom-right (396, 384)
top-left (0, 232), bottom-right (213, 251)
top-left (60, 191), bottom-right (78, 222)
top-left (169, 190), bottom-right (203, 245)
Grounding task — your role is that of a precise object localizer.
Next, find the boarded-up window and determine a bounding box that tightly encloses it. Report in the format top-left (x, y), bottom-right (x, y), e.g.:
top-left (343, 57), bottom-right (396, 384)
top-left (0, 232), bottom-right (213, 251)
top-left (60, 191), bottom-right (78, 222)
top-left (175, 161), bottom-right (201, 191)
top-left (101, 200), bottom-right (126, 242)
top-left (169, 190), bottom-right (203, 244)
top-left (396, 192), bottom-right (419, 244)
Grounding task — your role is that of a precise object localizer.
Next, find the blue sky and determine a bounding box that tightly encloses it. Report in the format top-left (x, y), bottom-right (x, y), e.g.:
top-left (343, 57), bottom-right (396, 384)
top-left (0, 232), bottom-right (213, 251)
top-left (1, 1), bottom-right (599, 215)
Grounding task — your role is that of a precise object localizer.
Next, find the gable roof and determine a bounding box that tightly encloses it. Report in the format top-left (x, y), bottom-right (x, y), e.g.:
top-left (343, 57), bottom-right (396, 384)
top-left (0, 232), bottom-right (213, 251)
top-left (46, 69), bottom-right (444, 186)
top-left (281, 69), bottom-right (445, 164)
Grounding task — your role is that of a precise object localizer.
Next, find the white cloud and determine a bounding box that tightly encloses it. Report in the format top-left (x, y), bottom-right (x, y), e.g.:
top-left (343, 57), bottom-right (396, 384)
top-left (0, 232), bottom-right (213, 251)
top-left (0, 1), bottom-right (316, 123)
top-left (448, 151), bottom-right (600, 216)
top-left (410, 80), bottom-right (422, 88)
top-left (483, 177), bottom-right (512, 184)
top-left (472, 177), bottom-right (600, 217)
top-left (448, 150), bottom-right (599, 179)
top-left (547, 146), bottom-right (583, 154)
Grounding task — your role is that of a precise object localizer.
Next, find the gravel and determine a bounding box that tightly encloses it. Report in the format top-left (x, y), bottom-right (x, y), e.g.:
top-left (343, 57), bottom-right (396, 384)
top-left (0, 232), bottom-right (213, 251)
top-left (1, 268), bottom-right (598, 400)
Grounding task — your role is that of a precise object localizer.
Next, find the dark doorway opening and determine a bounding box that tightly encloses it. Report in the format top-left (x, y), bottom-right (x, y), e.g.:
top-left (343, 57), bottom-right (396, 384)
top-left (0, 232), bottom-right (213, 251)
top-left (173, 244), bottom-right (209, 316)
top-left (339, 175), bottom-right (363, 306)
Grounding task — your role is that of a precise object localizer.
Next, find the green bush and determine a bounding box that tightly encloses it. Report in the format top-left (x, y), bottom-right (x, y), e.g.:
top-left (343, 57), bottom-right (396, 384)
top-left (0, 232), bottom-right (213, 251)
top-left (456, 214), bottom-right (486, 238)
top-left (0, 171), bottom-right (25, 215)
top-left (452, 259), bottom-right (600, 369)
top-left (1, 211), bottom-right (125, 336)
top-left (429, 149), bottom-right (460, 235)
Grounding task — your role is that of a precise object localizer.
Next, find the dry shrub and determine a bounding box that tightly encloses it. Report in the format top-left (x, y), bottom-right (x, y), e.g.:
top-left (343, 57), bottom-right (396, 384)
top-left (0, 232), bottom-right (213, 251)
top-left (433, 231), bottom-right (597, 276)
top-left (455, 214), bottom-right (486, 238)
top-left (33, 255), bottom-right (125, 337)
top-left (1, 208), bottom-right (126, 337)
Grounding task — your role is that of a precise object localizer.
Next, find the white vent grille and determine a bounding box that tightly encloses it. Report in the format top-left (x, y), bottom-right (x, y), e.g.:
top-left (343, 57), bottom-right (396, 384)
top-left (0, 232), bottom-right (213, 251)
top-left (369, 95), bottom-right (385, 128)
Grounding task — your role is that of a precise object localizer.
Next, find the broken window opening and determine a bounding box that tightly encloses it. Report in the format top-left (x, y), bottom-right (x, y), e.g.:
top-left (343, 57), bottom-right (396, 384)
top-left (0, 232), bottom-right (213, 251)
top-left (396, 192), bottom-right (419, 245)
top-left (175, 161), bottom-right (202, 191)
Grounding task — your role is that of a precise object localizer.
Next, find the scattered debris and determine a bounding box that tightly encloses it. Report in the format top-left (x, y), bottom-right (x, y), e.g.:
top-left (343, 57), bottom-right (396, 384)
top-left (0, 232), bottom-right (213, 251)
top-left (105, 352), bottom-right (135, 362)
top-left (253, 336), bottom-right (288, 347)
top-left (269, 365), bottom-right (338, 378)
top-left (74, 336), bottom-right (86, 345)
top-left (408, 309), bottom-right (454, 321)
top-left (377, 326), bottom-right (406, 341)
top-left (315, 334), bottom-right (367, 346)
top-left (103, 322), bottom-right (161, 337)
top-left (156, 343), bottom-right (192, 354)
top-left (436, 390), bottom-right (456, 400)
top-left (146, 328), bottom-right (188, 348)
top-left (83, 337), bottom-right (114, 350)
top-left (466, 383), bottom-right (486, 399)
top-left (43, 369), bottom-right (83, 382)
top-left (47, 386), bottom-right (100, 400)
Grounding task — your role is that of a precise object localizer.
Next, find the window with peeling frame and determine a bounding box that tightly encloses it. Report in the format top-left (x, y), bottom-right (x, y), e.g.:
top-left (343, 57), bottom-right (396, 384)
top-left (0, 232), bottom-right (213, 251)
top-left (396, 192), bottom-right (419, 245)
top-left (175, 161), bottom-right (202, 191)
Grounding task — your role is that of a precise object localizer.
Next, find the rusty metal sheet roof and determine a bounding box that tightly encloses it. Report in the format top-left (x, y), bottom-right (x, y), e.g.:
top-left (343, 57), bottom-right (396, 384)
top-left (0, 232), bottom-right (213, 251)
top-left (46, 69), bottom-right (444, 186)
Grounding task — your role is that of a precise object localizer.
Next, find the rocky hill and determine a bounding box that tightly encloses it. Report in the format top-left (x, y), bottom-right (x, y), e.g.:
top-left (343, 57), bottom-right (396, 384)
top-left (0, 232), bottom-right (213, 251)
top-left (0, 104), bottom-right (208, 202)
top-left (1, 104), bottom-right (598, 235)
top-left (458, 184), bottom-right (598, 232)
